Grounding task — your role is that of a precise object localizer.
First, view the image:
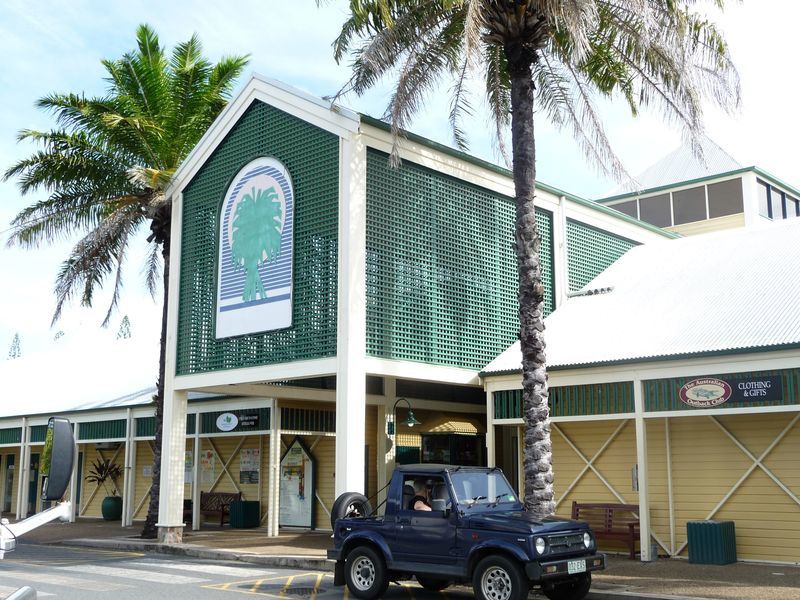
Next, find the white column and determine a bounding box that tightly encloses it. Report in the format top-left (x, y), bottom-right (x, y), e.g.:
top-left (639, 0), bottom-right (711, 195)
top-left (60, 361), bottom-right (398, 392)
top-left (553, 195), bottom-right (570, 307)
top-left (122, 409), bottom-right (133, 527)
top-left (485, 385), bottom-right (496, 467)
top-left (156, 389), bottom-right (188, 541)
top-left (157, 190), bottom-right (187, 544)
top-left (17, 419), bottom-right (28, 519)
top-left (741, 170), bottom-right (761, 228)
top-left (334, 131), bottom-right (367, 497)
top-left (68, 422), bottom-right (80, 523)
top-left (192, 413), bottom-right (200, 531)
top-left (377, 378), bottom-right (395, 508)
top-left (267, 399), bottom-right (281, 536)
top-left (634, 377), bottom-right (652, 561)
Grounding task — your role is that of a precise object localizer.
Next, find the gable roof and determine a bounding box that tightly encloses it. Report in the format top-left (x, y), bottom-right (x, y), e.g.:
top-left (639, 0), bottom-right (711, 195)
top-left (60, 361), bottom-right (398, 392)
top-left (483, 219), bottom-right (800, 374)
top-left (602, 135), bottom-right (742, 198)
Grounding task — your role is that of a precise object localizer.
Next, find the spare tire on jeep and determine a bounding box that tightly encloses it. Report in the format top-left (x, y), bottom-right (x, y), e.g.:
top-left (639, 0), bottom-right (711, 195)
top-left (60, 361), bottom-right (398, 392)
top-left (331, 492), bottom-right (373, 529)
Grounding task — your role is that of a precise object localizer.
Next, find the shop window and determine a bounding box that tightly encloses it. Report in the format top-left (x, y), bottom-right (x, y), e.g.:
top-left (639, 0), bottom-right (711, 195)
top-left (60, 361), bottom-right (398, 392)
top-left (707, 178), bottom-right (744, 218)
top-left (638, 194), bottom-right (671, 227)
top-left (611, 200), bottom-right (637, 218)
top-left (786, 196), bottom-right (800, 218)
top-left (421, 433), bottom-right (485, 466)
top-left (769, 187), bottom-right (784, 219)
top-left (672, 186), bottom-right (707, 224)
top-left (757, 180), bottom-right (771, 218)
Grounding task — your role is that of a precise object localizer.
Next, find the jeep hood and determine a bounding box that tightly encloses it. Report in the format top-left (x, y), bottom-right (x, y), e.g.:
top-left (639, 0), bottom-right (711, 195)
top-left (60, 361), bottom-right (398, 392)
top-left (465, 511), bottom-right (587, 534)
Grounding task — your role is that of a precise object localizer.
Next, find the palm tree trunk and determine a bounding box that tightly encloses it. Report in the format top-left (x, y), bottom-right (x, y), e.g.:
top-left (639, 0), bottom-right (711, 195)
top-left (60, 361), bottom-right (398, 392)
top-left (141, 233), bottom-right (170, 538)
top-left (506, 46), bottom-right (555, 520)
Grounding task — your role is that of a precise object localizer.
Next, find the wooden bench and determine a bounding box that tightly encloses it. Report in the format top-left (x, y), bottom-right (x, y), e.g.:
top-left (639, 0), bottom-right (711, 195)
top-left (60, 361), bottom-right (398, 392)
top-left (571, 501), bottom-right (640, 559)
top-left (183, 491), bottom-right (242, 526)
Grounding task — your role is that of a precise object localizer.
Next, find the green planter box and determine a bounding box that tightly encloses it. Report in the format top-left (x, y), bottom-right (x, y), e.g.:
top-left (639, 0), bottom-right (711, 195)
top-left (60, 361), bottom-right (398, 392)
top-left (687, 520), bottom-right (736, 565)
top-left (230, 500), bottom-right (260, 528)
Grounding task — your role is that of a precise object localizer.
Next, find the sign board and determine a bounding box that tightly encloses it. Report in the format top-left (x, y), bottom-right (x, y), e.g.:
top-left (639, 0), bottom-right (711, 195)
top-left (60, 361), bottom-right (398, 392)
top-left (216, 156), bottom-right (295, 338)
top-left (239, 448), bottom-right (260, 484)
top-left (210, 410), bottom-right (262, 433)
top-left (679, 375), bottom-right (784, 408)
top-left (279, 438), bottom-right (315, 528)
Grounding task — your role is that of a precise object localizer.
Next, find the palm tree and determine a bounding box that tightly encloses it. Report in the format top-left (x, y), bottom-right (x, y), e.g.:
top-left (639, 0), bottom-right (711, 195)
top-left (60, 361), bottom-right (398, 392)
top-left (4, 24), bottom-right (248, 537)
top-left (328, 0), bottom-right (739, 518)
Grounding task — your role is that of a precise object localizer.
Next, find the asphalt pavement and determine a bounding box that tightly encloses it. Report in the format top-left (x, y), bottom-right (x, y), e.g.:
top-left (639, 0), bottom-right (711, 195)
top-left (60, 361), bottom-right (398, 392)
top-left (9, 518), bottom-right (800, 600)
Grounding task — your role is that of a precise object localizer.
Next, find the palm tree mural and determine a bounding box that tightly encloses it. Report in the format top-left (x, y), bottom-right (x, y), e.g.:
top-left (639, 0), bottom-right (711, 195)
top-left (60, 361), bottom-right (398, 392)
top-left (4, 25), bottom-right (248, 538)
top-left (327, 0), bottom-right (739, 518)
top-left (230, 186), bottom-right (283, 302)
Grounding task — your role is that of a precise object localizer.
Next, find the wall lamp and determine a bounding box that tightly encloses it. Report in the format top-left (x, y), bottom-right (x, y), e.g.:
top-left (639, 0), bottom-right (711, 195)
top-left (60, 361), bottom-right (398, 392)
top-left (387, 397), bottom-right (421, 435)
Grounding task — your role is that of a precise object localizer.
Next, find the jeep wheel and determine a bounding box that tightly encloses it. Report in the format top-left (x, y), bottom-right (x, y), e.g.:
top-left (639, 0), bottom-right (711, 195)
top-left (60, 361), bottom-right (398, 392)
top-left (331, 492), bottom-right (373, 529)
top-left (543, 573), bottom-right (591, 600)
top-left (344, 545), bottom-right (389, 600)
top-left (472, 555), bottom-right (528, 600)
top-left (416, 575), bottom-right (450, 592)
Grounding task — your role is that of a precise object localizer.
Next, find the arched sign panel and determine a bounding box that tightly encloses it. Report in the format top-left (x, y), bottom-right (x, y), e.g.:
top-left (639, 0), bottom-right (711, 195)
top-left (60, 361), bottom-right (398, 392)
top-left (216, 157), bottom-right (294, 339)
top-left (279, 438), bottom-right (315, 528)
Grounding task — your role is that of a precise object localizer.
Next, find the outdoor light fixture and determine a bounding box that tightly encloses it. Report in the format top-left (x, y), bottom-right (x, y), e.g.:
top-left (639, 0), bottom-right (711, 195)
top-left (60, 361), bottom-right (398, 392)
top-left (388, 397), bottom-right (421, 435)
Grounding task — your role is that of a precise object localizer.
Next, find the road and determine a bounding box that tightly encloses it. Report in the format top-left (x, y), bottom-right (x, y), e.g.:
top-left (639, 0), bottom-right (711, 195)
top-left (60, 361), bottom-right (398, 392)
top-left (0, 542), bottom-right (479, 600)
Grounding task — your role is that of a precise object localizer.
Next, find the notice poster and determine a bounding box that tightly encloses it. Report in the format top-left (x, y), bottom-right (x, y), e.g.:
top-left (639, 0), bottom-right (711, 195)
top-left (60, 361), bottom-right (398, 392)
top-left (239, 448), bottom-right (260, 484)
top-left (279, 438), bottom-right (315, 528)
top-left (200, 449), bottom-right (215, 484)
top-left (185, 451), bottom-right (194, 484)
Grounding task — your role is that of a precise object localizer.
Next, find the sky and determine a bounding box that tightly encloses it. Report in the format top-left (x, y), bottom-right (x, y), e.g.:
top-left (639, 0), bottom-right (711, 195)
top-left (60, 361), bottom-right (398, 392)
top-left (1, 0), bottom-right (799, 359)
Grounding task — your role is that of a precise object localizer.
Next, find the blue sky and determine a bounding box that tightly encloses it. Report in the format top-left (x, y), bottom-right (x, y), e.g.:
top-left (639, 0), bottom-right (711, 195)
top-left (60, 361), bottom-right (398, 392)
top-left (2, 0), bottom-right (799, 357)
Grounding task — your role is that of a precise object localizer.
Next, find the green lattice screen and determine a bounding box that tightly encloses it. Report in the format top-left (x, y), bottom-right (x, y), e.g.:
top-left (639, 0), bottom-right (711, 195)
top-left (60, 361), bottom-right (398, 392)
top-left (566, 219), bottom-right (637, 291)
top-left (177, 100), bottom-right (339, 375)
top-left (366, 149), bottom-right (554, 370)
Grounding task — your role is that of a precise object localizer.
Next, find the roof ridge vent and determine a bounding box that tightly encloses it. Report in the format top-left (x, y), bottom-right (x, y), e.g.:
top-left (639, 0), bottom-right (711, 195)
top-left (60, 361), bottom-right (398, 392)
top-left (568, 286), bottom-right (614, 298)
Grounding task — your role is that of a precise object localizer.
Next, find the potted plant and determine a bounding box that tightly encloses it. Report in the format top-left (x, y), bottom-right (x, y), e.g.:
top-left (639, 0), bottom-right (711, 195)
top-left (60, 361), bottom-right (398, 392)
top-left (85, 458), bottom-right (123, 520)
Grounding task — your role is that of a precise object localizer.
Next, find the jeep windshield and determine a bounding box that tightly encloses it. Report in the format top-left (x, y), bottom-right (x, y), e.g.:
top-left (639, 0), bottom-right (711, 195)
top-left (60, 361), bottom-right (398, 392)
top-left (450, 469), bottom-right (521, 509)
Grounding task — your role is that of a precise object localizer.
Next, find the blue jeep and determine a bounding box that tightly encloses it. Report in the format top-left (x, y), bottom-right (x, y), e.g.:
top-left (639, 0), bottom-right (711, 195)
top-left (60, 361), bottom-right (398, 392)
top-left (328, 464), bottom-right (605, 600)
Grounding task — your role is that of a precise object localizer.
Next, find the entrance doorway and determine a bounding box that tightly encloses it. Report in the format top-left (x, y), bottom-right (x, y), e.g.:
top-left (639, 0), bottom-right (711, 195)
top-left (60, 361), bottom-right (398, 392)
top-left (2, 454), bottom-right (14, 512)
top-left (28, 453), bottom-right (39, 515)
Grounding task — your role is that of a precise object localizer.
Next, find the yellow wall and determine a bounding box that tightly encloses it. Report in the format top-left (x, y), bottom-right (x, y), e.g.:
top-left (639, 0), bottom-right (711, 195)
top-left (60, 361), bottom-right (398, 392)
top-left (79, 443), bottom-right (127, 518)
top-left (548, 414), bottom-right (800, 562)
top-left (666, 414), bottom-right (800, 563)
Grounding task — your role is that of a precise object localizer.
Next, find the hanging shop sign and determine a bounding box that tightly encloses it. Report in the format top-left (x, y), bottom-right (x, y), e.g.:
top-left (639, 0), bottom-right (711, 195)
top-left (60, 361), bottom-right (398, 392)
top-left (216, 156), bottom-right (295, 339)
top-left (279, 438), bottom-right (315, 528)
top-left (679, 375), bottom-right (783, 408)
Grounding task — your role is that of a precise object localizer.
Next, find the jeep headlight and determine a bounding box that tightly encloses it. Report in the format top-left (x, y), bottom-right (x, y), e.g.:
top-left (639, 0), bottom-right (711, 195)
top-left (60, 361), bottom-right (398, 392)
top-left (583, 532), bottom-right (592, 549)
top-left (535, 537), bottom-right (546, 555)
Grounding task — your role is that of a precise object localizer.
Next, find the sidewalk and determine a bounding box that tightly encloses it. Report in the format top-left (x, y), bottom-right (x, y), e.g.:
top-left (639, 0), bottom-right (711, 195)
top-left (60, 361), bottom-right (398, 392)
top-left (14, 519), bottom-right (800, 600)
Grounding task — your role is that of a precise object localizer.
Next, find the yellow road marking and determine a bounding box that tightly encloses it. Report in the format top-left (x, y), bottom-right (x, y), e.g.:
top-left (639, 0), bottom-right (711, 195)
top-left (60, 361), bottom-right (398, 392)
top-left (280, 575), bottom-right (295, 597)
top-left (310, 573), bottom-right (324, 600)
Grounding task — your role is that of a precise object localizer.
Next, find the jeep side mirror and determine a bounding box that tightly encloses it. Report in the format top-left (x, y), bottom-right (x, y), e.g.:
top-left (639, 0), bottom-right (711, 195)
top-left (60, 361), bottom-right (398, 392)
top-left (431, 499), bottom-right (446, 512)
top-left (40, 417), bottom-right (75, 501)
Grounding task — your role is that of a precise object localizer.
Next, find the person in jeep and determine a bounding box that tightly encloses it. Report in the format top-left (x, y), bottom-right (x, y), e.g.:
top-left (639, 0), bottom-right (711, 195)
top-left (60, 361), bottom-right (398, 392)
top-left (410, 479), bottom-right (431, 511)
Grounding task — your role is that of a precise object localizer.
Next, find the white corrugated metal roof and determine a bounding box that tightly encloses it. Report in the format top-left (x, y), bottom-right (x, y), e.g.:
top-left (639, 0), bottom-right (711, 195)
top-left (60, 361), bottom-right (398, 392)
top-left (605, 135), bottom-right (742, 196)
top-left (0, 329), bottom-right (160, 418)
top-left (484, 220), bottom-right (800, 374)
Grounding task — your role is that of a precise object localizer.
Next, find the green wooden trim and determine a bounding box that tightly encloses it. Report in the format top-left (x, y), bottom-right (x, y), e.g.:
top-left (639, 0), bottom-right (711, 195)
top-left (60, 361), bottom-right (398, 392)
top-left (493, 382), bottom-right (634, 418)
top-left (0, 428), bottom-right (21, 444)
top-left (29, 425), bottom-right (48, 444)
top-left (280, 407), bottom-right (335, 432)
top-left (396, 445), bottom-right (421, 465)
top-left (78, 420), bottom-right (126, 441)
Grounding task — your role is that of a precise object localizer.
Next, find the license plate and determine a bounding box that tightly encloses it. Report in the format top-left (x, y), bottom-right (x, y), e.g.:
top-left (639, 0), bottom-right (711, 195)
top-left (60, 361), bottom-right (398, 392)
top-left (567, 559), bottom-right (586, 574)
